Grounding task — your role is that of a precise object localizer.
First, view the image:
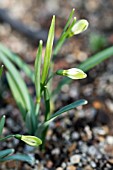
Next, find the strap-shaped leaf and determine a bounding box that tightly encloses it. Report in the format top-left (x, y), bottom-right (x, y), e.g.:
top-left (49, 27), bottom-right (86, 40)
top-left (7, 73), bottom-right (37, 133)
top-left (63, 8), bottom-right (75, 33)
top-left (25, 111), bottom-right (37, 135)
top-left (0, 153), bottom-right (35, 165)
top-left (44, 86), bottom-right (50, 121)
top-left (78, 46), bottom-right (113, 71)
top-left (0, 65), bottom-right (4, 78)
top-left (44, 99), bottom-right (87, 126)
top-left (35, 40), bottom-right (43, 103)
top-left (0, 52), bottom-right (35, 120)
top-left (53, 9), bottom-right (75, 57)
top-left (0, 44), bottom-right (34, 82)
top-left (6, 72), bottom-right (27, 119)
top-left (0, 115), bottom-right (5, 136)
top-left (41, 16), bottom-right (55, 86)
top-left (0, 149), bottom-right (14, 159)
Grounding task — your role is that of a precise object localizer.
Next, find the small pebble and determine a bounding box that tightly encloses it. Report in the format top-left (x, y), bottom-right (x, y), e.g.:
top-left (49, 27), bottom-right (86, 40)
top-left (46, 160), bottom-right (53, 169)
top-left (61, 162), bottom-right (67, 168)
top-left (70, 154), bottom-right (81, 164)
top-left (79, 143), bottom-right (88, 153)
top-left (69, 86), bottom-right (79, 98)
top-left (106, 136), bottom-right (113, 145)
top-left (66, 165), bottom-right (76, 170)
top-left (68, 143), bottom-right (77, 153)
top-left (88, 146), bottom-right (98, 157)
top-left (93, 127), bottom-right (106, 136)
top-left (84, 165), bottom-right (93, 170)
top-left (108, 158), bottom-right (113, 164)
top-left (90, 161), bottom-right (96, 168)
top-left (56, 167), bottom-right (64, 170)
top-left (71, 132), bottom-right (80, 140)
top-left (51, 148), bottom-right (60, 155)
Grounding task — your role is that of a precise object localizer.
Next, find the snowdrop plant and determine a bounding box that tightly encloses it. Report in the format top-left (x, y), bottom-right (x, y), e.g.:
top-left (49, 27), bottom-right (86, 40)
top-left (0, 115), bottom-right (39, 164)
top-left (0, 9), bottom-right (89, 149)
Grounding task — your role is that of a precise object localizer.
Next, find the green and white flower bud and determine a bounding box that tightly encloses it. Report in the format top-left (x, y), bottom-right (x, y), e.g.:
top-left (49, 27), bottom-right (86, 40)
top-left (15, 135), bottom-right (42, 147)
top-left (56, 68), bottom-right (87, 80)
top-left (71, 19), bottom-right (89, 36)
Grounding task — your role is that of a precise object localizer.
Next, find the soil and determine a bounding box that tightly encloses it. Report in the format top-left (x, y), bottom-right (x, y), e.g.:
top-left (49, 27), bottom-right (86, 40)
top-left (0, 0), bottom-right (113, 170)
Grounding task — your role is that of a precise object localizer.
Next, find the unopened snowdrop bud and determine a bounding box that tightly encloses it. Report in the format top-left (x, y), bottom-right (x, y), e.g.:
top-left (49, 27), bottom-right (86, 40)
top-left (56, 68), bottom-right (87, 80)
top-left (71, 19), bottom-right (89, 36)
top-left (15, 135), bottom-right (42, 147)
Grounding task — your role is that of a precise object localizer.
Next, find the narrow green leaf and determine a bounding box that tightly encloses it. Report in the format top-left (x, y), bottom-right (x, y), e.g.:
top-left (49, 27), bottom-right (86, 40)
top-left (25, 111), bottom-right (37, 135)
top-left (0, 115), bottom-right (5, 136)
top-left (6, 72), bottom-right (26, 119)
top-left (0, 65), bottom-right (4, 78)
top-left (44, 86), bottom-right (50, 121)
top-left (0, 153), bottom-right (35, 165)
top-left (53, 11), bottom-right (76, 57)
top-left (25, 112), bottom-right (33, 134)
top-left (50, 99), bottom-right (87, 120)
top-left (53, 33), bottom-right (67, 57)
top-left (63, 8), bottom-right (75, 33)
top-left (0, 53), bottom-right (35, 120)
top-left (0, 149), bottom-right (14, 159)
top-left (44, 99), bottom-right (87, 126)
top-left (0, 44), bottom-right (34, 82)
top-left (0, 135), bottom-right (14, 142)
top-left (78, 46), bottom-right (113, 71)
top-left (41, 16), bottom-right (55, 86)
top-left (35, 40), bottom-right (43, 103)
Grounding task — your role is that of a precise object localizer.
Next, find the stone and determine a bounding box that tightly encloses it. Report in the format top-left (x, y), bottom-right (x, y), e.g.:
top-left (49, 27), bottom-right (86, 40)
top-left (61, 162), bottom-right (67, 168)
top-left (90, 161), bottom-right (96, 168)
top-left (106, 136), bottom-right (113, 145)
top-left (84, 165), bottom-right (93, 170)
top-left (66, 165), bottom-right (76, 170)
top-left (70, 154), bottom-right (81, 164)
top-left (46, 160), bottom-right (53, 169)
top-left (108, 158), bottom-right (113, 164)
top-left (71, 132), bottom-right (80, 140)
top-left (68, 143), bottom-right (77, 153)
top-left (51, 148), bottom-right (60, 155)
top-left (93, 127), bottom-right (107, 136)
top-left (88, 146), bottom-right (98, 157)
top-left (56, 167), bottom-right (64, 170)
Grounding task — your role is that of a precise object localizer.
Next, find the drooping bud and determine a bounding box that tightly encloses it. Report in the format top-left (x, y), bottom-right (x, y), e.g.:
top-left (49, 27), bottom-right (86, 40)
top-left (70, 19), bottom-right (89, 36)
top-left (15, 135), bottom-right (42, 147)
top-left (56, 68), bottom-right (87, 80)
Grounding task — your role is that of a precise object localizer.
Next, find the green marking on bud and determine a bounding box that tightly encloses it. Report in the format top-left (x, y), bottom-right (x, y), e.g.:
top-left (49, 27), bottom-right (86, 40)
top-left (14, 135), bottom-right (42, 147)
top-left (56, 68), bottom-right (87, 80)
top-left (71, 19), bottom-right (89, 36)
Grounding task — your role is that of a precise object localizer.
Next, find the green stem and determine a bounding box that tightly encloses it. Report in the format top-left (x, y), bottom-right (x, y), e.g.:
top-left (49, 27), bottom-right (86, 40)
top-left (0, 135), bottom-right (14, 141)
top-left (53, 32), bottom-right (67, 58)
top-left (40, 126), bottom-right (48, 151)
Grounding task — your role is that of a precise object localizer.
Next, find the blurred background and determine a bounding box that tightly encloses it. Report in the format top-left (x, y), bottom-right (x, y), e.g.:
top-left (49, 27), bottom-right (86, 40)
top-left (0, 0), bottom-right (113, 169)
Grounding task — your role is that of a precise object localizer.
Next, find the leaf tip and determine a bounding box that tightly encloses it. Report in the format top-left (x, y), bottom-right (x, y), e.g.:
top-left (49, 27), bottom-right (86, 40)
top-left (84, 100), bottom-right (88, 105)
top-left (39, 40), bottom-right (43, 45)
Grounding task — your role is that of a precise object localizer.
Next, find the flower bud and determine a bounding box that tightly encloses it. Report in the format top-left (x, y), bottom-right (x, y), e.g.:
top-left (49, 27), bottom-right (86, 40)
top-left (15, 135), bottom-right (42, 147)
top-left (71, 19), bottom-right (89, 36)
top-left (56, 68), bottom-right (87, 80)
